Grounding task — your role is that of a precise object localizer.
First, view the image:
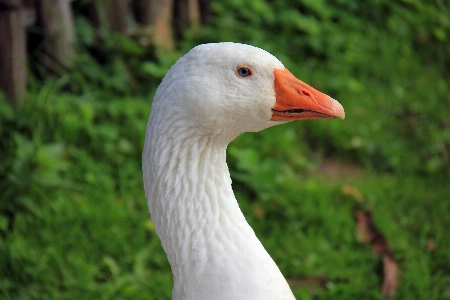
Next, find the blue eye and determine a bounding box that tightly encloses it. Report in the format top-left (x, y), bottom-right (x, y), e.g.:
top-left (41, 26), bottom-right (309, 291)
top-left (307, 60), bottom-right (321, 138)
top-left (236, 66), bottom-right (253, 78)
top-left (238, 68), bottom-right (250, 76)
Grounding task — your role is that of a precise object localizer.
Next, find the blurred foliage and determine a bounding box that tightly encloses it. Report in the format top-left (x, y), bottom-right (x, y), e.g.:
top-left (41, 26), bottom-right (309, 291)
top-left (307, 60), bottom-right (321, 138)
top-left (1, 0), bottom-right (450, 299)
top-left (204, 0), bottom-right (450, 175)
top-left (0, 88), bottom-right (170, 299)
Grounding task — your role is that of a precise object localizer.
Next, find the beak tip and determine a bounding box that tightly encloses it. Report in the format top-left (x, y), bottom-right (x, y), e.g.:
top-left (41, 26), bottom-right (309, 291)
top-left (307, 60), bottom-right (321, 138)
top-left (331, 99), bottom-right (345, 120)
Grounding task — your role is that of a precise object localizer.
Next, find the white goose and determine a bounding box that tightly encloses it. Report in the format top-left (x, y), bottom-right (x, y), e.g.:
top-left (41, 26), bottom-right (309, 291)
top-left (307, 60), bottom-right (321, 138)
top-left (143, 43), bottom-right (345, 300)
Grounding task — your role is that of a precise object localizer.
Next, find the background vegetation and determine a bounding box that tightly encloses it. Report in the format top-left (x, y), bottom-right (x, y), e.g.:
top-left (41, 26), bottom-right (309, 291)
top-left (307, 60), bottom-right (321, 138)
top-left (1, 0), bottom-right (450, 299)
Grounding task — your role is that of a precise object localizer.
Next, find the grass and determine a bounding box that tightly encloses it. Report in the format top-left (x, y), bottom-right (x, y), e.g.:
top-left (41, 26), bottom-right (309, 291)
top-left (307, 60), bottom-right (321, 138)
top-left (1, 1), bottom-right (450, 299)
top-left (1, 84), bottom-right (449, 299)
top-left (230, 127), bottom-right (450, 299)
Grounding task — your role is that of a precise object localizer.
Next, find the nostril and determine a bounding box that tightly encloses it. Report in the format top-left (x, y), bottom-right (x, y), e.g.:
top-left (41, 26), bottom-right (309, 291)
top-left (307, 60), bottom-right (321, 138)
top-left (302, 90), bottom-right (312, 98)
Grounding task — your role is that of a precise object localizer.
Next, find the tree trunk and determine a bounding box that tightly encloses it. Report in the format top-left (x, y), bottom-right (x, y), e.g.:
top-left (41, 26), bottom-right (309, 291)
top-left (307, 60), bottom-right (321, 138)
top-left (0, 1), bottom-right (27, 107)
top-left (198, 0), bottom-right (211, 25)
top-left (39, 0), bottom-right (75, 73)
top-left (135, 0), bottom-right (174, 53)
top-left (109, 0), bottom-right (129, 34)
top-left (175, 0), bottom-right (200, 29)
top-left (87, 0), bottom-right (130, 35)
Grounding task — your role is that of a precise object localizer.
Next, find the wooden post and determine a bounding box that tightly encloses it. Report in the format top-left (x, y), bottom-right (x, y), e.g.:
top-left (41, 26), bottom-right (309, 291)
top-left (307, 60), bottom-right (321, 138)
top-left (135, 0), bottom-right (174, 53)
top-left (198, 0), bottom-right (211, 25)
top-left (86, 0), bottom-right (130, 36)
top-left (39, 0), bottom-right (75, 73)
top-left (175, 0), bottom-right (201, 34)
top-left (109, 0), bottom-right (129, 34)
top-left (0, 0), bottom-right (27, 107)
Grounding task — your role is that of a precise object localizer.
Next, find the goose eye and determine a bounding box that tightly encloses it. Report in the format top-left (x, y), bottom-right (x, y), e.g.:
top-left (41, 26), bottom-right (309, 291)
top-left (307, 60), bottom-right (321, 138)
top-left (236, 66), bottom-right (253, 78)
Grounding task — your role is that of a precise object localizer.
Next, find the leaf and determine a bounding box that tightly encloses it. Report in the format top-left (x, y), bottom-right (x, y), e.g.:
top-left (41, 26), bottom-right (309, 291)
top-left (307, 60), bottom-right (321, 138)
top-left (354, 210), bottom-right (399, 298)
top-left (342, 184), bottom-right (364, 203)
top-left (381, 255), bottom-right (399, 298)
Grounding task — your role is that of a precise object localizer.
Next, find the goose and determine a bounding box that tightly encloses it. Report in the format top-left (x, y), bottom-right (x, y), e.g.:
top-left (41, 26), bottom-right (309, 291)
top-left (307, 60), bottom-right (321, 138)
top-left (142, 42), bottom-right (345, 300)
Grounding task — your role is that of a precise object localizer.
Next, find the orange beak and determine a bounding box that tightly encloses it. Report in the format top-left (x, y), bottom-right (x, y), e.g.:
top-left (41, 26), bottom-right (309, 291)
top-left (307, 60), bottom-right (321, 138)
top-left (271, 68), bottom-right (345, 121)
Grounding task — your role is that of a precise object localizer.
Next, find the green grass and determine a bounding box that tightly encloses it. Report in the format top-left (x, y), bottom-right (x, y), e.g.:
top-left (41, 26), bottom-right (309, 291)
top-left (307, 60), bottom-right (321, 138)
top-left (1, 88), bottom-right (449, 299)
top-left (230, 127), bottom-right (450, 299)
top-left (1, 1), bottom-right (450, 299)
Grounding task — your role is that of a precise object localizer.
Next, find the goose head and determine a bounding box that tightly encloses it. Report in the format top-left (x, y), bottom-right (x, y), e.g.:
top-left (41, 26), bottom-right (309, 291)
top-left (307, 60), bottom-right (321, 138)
top-left (151, 43), bottom-right (344, 144)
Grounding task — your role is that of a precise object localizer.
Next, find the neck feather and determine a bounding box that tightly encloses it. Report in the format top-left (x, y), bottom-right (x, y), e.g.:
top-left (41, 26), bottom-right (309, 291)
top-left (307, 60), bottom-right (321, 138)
top-left (143, 118), bottom-right (295, 300)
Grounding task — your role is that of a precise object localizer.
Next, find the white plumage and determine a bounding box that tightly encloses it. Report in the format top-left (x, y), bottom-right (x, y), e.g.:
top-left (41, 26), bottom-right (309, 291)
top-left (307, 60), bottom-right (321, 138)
top-left (142, 43), bottom-right (344, 300)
